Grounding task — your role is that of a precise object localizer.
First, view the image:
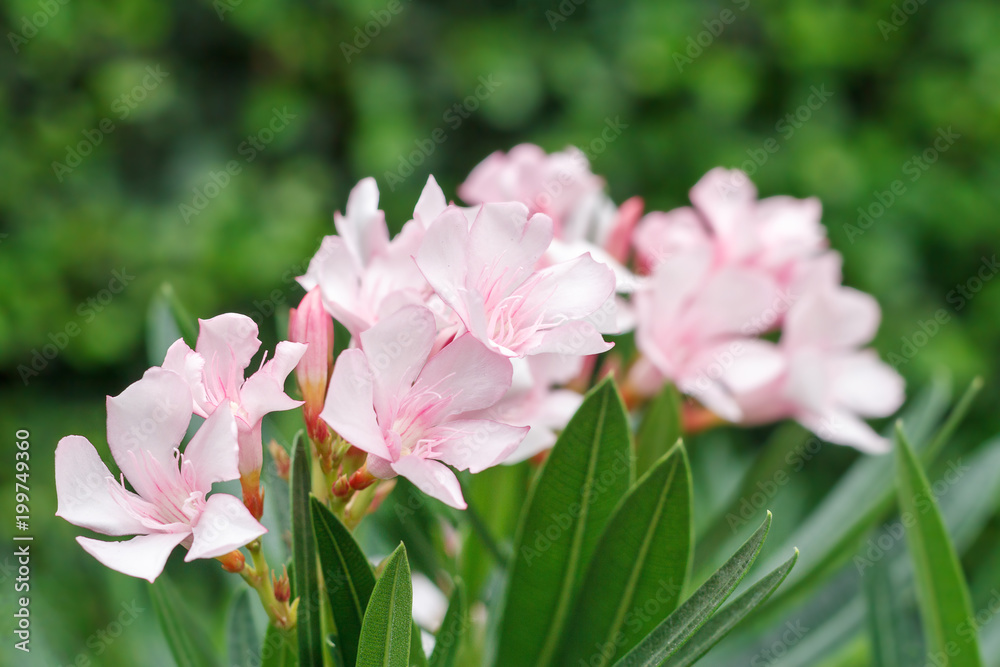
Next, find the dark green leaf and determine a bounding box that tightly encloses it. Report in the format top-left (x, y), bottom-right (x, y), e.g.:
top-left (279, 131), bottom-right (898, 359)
top-left (148, 576), bottom-right (221, 667)
top-left (556, 445), bottom-right (693, 667)
top-left (895, 424), bottom-right (982, 666)
top-left (665, 549), bottom-right (798, 667)
top-left (863, 540), bottom-right (911, 667)
top-left (429, 581), bottom-right (467, 667)
top-left (357, 544), bottom-right (413, 667)
top-left (613, 513), bottom-right (773, 667)
top-left (495, 378), bottom-right (633, 667)
top-left (291, 431), bottom-right (323, 667)
top-left (227, 588), bottom-right (260, 667)
top-left (636, 383), bottom-right (682, 477)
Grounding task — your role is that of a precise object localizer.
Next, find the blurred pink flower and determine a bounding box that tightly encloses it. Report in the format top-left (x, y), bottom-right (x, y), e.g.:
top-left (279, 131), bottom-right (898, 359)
top-left (319, 306), bottom-right (526, 509)
top-left (289, 287), bottom-right (335, 443)
top-left (719, 285), bottom-right (905, 452)
top-left (161, 314), bottom-right (306, 478)
top-left (415, 203), bottom-right (617, 358)
top-left (55, 369), bottom-right (265, 582)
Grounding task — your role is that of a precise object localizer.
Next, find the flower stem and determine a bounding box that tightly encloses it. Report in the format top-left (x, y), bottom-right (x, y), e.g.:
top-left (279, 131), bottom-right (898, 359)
top-left (239, 540), bottom-right (297, 630)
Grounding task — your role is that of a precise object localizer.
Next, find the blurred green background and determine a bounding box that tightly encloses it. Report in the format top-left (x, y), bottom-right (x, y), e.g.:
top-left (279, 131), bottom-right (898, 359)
top-left (1, 0), bottom-right (998, 664)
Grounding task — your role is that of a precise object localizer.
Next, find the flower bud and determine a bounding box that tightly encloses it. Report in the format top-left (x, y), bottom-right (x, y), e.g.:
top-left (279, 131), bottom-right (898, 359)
top-left (241, 471), bottom-right (264, 521)
top-left (272, 565), bottom-right (291, 603)
top-left (289, 288), bottom-right (334, 444)
top-left (268, 440), bottom-right (291, 481)
top-left (217, 550), bottom-right (246, 573)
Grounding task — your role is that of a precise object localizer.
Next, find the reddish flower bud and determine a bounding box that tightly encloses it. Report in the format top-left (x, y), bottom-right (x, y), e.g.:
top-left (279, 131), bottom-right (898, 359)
top-left (241, 471), bottom-right (264, 521)
top-left (268, 440), bottom-right (291, 481)
top-left (289, 288), bottom-right (334, 444)
top-left (272, 566), bottom-right (291, 603)
top-left (217, 550), bottom-right (246, 573)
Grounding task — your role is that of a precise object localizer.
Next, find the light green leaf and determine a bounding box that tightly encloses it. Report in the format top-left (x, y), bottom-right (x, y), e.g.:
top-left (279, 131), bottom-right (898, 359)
top-left (149, 576), bottom-right (221, 667)
top-left (495, 378), bottom-right (633, 667)
top-left (863, 539), bottom-right (911, 667)
top-left (666, 549), bottom-right (798, 667)
top-left (291, 431), bottom-right (323, 667)
top-left (357, 544), bottom-right (413, 667)
top-left (895, 424), bottom-right (982, 666)
top-left (429, 581), bottom-right (467, 667)
top-left (612, 513), bottom-right (773, 667)
top-left (556, 445), bottom-right (693, 667)
top-left (261, 624), bottom-right (299, 667)
top-left (227, 588), bottom-right (260, 667)
top-left (636, 383), bottom-right (682, 477)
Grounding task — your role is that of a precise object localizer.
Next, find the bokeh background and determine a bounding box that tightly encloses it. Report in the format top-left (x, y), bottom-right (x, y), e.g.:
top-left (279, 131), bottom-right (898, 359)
top-left (1, 0), bottom-right (998, 664)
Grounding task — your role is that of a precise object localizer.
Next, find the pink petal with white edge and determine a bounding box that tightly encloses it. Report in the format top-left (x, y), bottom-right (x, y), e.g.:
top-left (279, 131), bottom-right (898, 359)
top-left (186, 493), bottom-right (267, 561)
top-left (784, 286), bottom-right (881, 350)
top-left (527, 320), bottom-right (614, 357)
top-left (414, 334), bottom-right (513, 415)
top-left (182, 407), bottom-right (240, 491)
top-left (240, 341), bottom-right (308, 426)
top-left (195, 314), bottom-right (262, 384)
top-left (718, 339), bottom-right (787, 394)
top-left (391, 456), bottom-right (466, 509)
top-left (686, 267), bottom-right (778, 340)
top-left (468, 205), bottom-right (553, 296)
top-left (106, 368), bottom-right (192, 501)
top-left (798, 409), bottom-right (890, 455)
top-left (689, 167), bottom-right (758, 245)
top-left (162, 339), bottom-right (210, 417)
top-left (55, 436), bottom-right (149, 536)
top-left (336, 177), bottom-right (389, 267)
top-left (416, 207), bottom-right (474, 324)
top-left (321, 349), bottom-right (391, 460)
top-left (413, 175), bottom-right (448, 227)
top-left (829, 350), bottom-right (905, 418)
top-left (360, 306), bottom-right (436, 419)
top-left (428, 420), bottom-right (528, 473)
top-left (520, 253), bottom-right (616, 325)
top-left (77, 532), bottom-right (189, 583)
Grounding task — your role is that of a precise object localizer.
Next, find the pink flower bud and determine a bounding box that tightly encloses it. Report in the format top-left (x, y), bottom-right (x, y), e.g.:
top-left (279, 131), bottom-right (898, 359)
top-left (289, 288), bottom-right (334, 443)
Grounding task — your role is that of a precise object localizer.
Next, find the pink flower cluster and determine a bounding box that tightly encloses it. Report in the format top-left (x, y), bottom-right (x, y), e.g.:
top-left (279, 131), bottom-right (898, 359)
top-left (55, 316), bottom-right (305, 581)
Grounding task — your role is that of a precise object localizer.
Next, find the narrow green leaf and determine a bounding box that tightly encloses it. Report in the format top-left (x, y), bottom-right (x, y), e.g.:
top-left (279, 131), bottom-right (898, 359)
top-left (261, 624), bottom-right (299, 667)
top-left (612, 513), bottom-right (773, 667)
top-left (148, 576), bottom-right (221, 667)
top-left (292, 432), bottom-right (323, 667)
top-left (429, 581), bottom-right (467, 667)
top-left (495, 378), bottom-right (633, 667)
top-left (357, 544), bottom-right (413, 667)
top-left (556, 445), bottom-right (693, 667)
top-left (312, 498), bottom-right (376, 667)
top-left (895, 424), bottom-right (983, 666)
top-left (863, 540), bottom-right (910, 667)
top-left (228, 588), bottom-right (261, 667)
top-left (636, 383), bottom-right (682, 477)
top-left (665, 548), bottom-right (798, 667)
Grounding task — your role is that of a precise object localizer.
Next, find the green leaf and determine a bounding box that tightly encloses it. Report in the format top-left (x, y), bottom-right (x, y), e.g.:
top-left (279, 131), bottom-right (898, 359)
top-left (495, 378), bottom-right (633, 667)
top-left (895, 424), bottom-right (983, 666)
top-left (863, 540), bottom-right (911, 667)
top-left (429, 581), bottom-right (467, 667)
top-left (312, 497), bottom-right (378, 667)
top-left (227, 588), bottom-right (261, 667)
top-left (291, 431), bottom-right (323, 667)
top-left (261, 624), bottom-right (299, 667)
top-left (357, 544), bottom-right (413, 667)
top-left (636, 383), bottom-right (682, 477)
top-left (612, 513), bottom-right (773, 667)
top-left (665, 548), bottom-right (798, 667)
top-left (146, 287), bottom-right (184, 366)
top-left (148, 576), bottom-right (221, 667)
top-left (556, 445), bottom-right (693, 667)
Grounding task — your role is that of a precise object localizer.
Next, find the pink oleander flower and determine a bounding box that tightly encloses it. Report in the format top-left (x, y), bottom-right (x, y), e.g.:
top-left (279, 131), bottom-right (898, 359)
top-left (299, 177), bottom-right (436, 337)
top-left (415, 202), bottom-right (617, 359)
top-left (289, 287), bottom-right (335, 443)
top-left (161, 314), bottom-right (306, 517)
top-left (54, 369), bottom-right (266, 582)
top-left (633, 168), bottom-right (828, 297)
top-left (459, 144), bottom-right (604, 231)
top-left (319, 305), bottom-right (527, 509)
top-left (713, 285), bottom-right (905, 452)
top-left (462, 354), bottom-right (584, 464)
top-left (630, 245), bottom-right (779, 420)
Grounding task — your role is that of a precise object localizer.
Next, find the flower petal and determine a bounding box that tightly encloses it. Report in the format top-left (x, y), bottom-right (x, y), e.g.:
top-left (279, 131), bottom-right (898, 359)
top-left (428, 419), bottom-right (528, 473)
top-left (321, 349), bottom-right (391, 460)
top-left (416, 207), bottom-right (474, 326)
top-left (240, 341), bottom-right (308, 426)
top-left (829, 350), bottom-right (905, 418)
top-left (106, 368), bottom-right (192, 500)
top-left (360, 306), bottom-right (437, 419)
top-left (182, 407), bottom-right (240, 491)
top-left (77, 532), bottom-right (189, 583)
top-left (413, 175), bottom-right (448, 226)
top-left (798, 409), bottom-right (890, 454)
top-left (784, 286), bottom-right (881, 350)
top-left (414, 333), bottom-right (513, 415)
top-left (185, 494), bottom-right (267, 561)
top-left (468, 204), bottom-right (553, 299)
top-left (335, 177), bottom-right (389, 267)
top-left (391, 456), bottom-right (466, 509)
top-left (161, 339), bottom-right (209, 417)
top-left (55, 436), bottom-right (149, 536)
top-left (195, 314), bottom-right (262, 387)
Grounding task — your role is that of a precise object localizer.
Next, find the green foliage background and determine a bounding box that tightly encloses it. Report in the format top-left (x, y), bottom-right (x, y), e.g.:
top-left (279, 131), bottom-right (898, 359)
top-left (0, 0), bottom-right (998, 664)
